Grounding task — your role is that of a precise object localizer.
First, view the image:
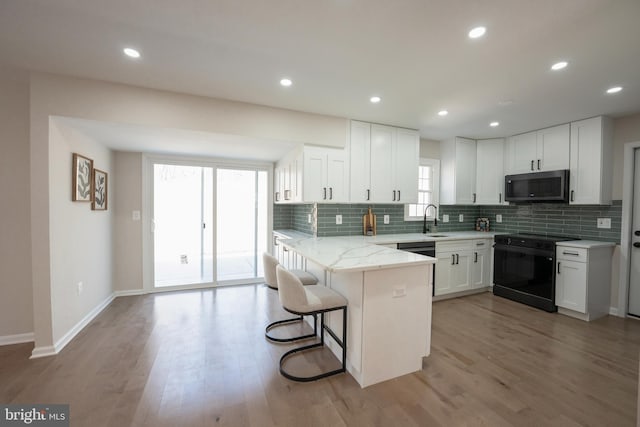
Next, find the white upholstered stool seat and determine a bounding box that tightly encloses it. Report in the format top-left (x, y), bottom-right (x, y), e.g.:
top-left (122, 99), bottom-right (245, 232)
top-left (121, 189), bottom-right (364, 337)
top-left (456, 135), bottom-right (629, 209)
top-left (263, 252), bottom-right (318, 343)
top-left (274, 265), bottom-right (347, 382)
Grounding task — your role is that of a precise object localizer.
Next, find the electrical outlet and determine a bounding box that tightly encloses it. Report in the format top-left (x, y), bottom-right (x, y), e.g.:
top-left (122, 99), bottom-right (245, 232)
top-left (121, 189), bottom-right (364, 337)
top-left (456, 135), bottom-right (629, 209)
top-left (77, 281), bottom-right (83, 296)
top-left (496, 214), bottom-right (503, 223)
top-left (383, 215), bottom-right (390, 224)
top-left (392, 286), bottom-right (406, 298)
top-left (336, 214), bottom-right (342, 225)
top-left (307, 214), bottom-right (311, 223)
top-left (132, 210), bottom-right (141, 221)
top-left (597, 218), bottom-right (611, 229)
top-left (442, 214), bottom-right (449, 223)
top-left (459, 214), bottom-right (464, 222)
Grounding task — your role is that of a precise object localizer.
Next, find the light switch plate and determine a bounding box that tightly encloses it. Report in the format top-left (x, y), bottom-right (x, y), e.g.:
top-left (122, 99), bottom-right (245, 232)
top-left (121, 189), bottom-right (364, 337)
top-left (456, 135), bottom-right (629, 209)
top-left (597, 218), bottom-right (611, 229)
top-left (132, 210), bottom-right (141, 221)
top-left (336, 214), bottom-right (342, 225)
top-left (442, 214), bottom-right (449, 223)
top-left (459, 214), bottom-right (464, 222)
top-left (383, 215), bottom-right (390, 224)
top-left (496, 214), bottom-right (503, 223)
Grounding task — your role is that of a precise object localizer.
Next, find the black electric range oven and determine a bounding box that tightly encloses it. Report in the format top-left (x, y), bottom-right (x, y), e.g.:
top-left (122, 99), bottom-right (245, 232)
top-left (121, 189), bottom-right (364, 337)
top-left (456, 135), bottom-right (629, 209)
top-left (493, 233), bottom-right (577, 312)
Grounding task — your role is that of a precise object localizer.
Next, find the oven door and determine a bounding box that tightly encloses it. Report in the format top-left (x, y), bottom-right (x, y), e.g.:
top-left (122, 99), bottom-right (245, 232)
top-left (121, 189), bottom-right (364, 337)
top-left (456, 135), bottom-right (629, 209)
top-left (493, 243), bottom-right (557, 311)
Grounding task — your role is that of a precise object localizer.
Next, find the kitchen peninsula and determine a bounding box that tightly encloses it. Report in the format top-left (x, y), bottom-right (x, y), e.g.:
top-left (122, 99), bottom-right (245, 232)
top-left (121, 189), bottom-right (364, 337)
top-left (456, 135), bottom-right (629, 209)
top-left (280, 234), bottom-right (436, 387)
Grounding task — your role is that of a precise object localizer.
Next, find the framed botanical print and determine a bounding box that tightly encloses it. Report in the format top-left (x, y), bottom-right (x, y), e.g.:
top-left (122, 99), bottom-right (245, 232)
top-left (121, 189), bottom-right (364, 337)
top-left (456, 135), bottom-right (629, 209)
top-left (92, 168), bottom-right (108, 211)
top-left (72, 153), bottom-right (93, 202)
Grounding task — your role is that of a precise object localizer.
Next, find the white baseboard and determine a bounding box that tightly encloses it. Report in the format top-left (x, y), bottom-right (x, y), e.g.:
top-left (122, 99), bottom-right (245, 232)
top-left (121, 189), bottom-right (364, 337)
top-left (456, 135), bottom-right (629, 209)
top-left (114, 289), bottom-right (147, 297)
top-left (30, 293), bottom-right (116, 359)
top-left (30, 345), bottom-right (57, 359)
top-left (609, 307), bottom-right (619, 316)
top-left (0, 332), bottom-right (34, 346)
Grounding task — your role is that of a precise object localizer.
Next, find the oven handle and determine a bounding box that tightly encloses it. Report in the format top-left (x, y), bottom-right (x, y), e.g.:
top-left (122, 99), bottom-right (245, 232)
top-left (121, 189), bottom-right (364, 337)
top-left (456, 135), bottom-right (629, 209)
top-left (493, 243), bottom-right (555, 259)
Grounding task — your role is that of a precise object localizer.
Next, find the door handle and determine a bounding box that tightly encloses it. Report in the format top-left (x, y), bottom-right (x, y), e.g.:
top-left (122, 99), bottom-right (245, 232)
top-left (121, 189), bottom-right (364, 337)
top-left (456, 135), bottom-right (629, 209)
top-left (323, 187), bottom-right (327, 200)
top-left (635, 230), bottom-right (640, 236)
top-left (531, 160), bottom-right (534, 171)
top-left (275, 191), bottom-right (280, 202)
top-left (397, 190), bottom-right (401, 201)
top-left (499, 193), bottom-right (502, 204)
top-left (451, 254), bottom-right (455, 265)
top-left (557, 262), bottom-right (561, 274)
top-left (634, 242), bottom-right (640, 248)
top-left (393, 190), bottom-right (396, 201)
top-left (474, 252), bottom-right (478, 263)
top-left (366, 189), bottom-right (370, 201)
top-left (537, 159), bottom-right (541, 170)
top-left (455, 254), bottom-right (459, 265)
top-left (473, 193), bottom-right (476, 203)
top-left (570, 190), bottom-right (575, 202)
top-left (329, 187), bottom-right (333, 200)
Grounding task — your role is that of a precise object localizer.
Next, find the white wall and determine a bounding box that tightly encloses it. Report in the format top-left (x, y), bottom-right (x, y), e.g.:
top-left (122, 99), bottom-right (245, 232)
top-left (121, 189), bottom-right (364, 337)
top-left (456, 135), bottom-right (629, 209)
top-left (612, 113), bottom-right (640, 199)
top-left (420, 138), bottom-right (440, 159)
top-left (113, 151), bottom-right (143, 292)
top-left (48, 119), bottom-right (114, 344)
top-left (0, 66), bottom-right (33, 339)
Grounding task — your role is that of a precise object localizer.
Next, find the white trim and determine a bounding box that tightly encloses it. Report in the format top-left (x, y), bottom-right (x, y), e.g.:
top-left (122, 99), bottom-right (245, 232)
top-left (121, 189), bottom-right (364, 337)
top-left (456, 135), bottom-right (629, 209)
top-left (114, 289), bottom-right (148, 297)
top-left (619, 141), bottom-right (640, 318)
top-left (0, 332), bottom-right (34, 346)
top-left (405, 158), bottom-right (440, 221)
top-left (30, 293), bottom-right (115, 359)
top-left (30, 346), bottom-right (57, 359)
top-left (609, 307), bottom-right (619, 316)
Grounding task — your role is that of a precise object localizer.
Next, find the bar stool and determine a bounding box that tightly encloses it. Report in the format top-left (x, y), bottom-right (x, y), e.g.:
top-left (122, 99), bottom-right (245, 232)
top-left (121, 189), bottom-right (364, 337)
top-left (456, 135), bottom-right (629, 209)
top-left (263, 252), bottom-right (318, 343)
top-left (275, 265), bottom-right (347, 382)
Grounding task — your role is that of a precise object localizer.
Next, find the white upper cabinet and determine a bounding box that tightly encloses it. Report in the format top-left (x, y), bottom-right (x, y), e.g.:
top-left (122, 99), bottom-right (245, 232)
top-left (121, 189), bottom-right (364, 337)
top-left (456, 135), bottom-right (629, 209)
top-left (505, 124), bottom-right (570, 174)
top-left (440, 137), bottom-right (477, 205)
top-left (475, 138), bottom-right (506, 205)
top-left (302, 146), bottom-right (348, 203)
top-left (349, 121), bottom-right (419, 204)
top-left (569, 116), bottom-right (613, 205)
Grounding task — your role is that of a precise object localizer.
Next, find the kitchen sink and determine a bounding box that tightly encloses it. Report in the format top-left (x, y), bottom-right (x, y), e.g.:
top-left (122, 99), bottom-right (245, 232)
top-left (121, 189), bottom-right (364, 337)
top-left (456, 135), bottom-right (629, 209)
top-left (428, 234), bottom-right (449, 238)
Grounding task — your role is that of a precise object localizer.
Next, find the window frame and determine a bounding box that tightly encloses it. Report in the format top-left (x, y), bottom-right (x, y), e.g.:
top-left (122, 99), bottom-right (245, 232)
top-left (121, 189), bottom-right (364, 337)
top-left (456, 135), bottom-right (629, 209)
top-left (404, 158), bottom-right (440, 221)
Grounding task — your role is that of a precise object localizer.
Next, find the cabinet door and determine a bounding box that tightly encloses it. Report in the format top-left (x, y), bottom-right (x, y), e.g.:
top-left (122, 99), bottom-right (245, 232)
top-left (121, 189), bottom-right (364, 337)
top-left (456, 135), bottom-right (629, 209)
top-left (570, 117), bottom-right (611, 205)
top-left (303, 147), bottom-right (327, 202)
top-left (327, 150), bottom-right (348, 202)
top-left (471, 248), bottom-right (490, 288)
top-left (506, 131), bottom-right (537, 174)
top-left (455, 138), bottom-right (477, 205)
top-left (450, 251), bottom-right (472, 292)
top-left (555, 260), bottom-right (587, 313)
top-left (476, 138), bottom-right (505, 205)
top-left (434, 252), bottom-right (454, 295)
top-left (394, 128), bottom-right (420, 203)
top-left (537, 124), bottom-right (570, 171)
top-left (350, 121), bottom-right (372, 202)
top-left (370, 124), bottom-right (395, 202)
top-left (435, 251), bottom-right (471, 295)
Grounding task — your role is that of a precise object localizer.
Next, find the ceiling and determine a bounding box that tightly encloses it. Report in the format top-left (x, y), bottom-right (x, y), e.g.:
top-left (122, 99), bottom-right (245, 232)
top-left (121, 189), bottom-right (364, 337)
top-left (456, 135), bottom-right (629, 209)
top-left (2, 0), bottom-right (640, 152)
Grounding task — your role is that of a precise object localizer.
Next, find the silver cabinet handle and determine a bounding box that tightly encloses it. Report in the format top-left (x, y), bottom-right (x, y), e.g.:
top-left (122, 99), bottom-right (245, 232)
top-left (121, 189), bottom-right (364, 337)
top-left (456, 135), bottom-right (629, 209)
top-left (531, 160), bottom-right (534, 171)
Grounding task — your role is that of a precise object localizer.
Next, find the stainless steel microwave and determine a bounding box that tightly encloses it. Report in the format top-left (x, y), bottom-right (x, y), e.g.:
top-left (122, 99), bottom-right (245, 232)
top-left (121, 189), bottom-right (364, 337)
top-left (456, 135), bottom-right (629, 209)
top-left (504, 170), bottom-right (570, 202)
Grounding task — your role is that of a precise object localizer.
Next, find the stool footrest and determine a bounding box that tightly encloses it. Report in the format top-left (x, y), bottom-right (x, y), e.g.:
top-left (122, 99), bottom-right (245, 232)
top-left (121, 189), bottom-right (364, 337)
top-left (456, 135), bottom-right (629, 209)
top-left (265, 315), bottom-right (317, 343)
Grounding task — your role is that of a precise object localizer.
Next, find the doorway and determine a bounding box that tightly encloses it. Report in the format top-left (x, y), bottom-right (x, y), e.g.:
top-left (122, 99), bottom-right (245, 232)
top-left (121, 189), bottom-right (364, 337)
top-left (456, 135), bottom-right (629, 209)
top-left (626, 147), bottom-right (640, 316)
top-left (151, 160), bottom-right (269, 289)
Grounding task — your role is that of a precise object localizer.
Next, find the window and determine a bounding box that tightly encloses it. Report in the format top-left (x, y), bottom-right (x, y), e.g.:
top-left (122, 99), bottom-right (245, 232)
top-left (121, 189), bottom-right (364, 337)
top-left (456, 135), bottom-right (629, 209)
top-left (405, 158), bottom-right (440, 221)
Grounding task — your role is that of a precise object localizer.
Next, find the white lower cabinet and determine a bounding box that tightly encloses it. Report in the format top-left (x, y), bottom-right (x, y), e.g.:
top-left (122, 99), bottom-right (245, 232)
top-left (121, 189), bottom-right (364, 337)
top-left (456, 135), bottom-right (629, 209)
top-left (435, 239), bottom-right (492, 296)
top-left (555, 242), bottom-right (614, 321)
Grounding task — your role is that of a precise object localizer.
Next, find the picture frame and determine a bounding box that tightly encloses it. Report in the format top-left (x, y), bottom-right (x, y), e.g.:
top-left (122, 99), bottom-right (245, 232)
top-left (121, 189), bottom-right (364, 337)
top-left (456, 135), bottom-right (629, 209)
top-left (92, 168), bottom-right (108, 211)
top-left (72, 153), bottom-right (93, 202)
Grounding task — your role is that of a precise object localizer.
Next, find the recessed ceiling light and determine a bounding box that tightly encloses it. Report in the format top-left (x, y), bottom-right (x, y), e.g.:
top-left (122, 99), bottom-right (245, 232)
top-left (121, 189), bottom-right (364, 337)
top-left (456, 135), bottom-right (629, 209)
top-left (468, 26), bottom-right (486, 39)
top-left (490, 121), bottom-right (500, 127)
top-left (606, 86), bottom-right (622, 94)
top-left (551, 61), bottom-right (568, 71)
top-left (370, 96), bottom-right (381, 103)
top-left (438, 110), bottom-right (449, 116)
top-left (123, 47), bottom-right (140, 58)
top-left (280, 78), bottom-right (292, 87)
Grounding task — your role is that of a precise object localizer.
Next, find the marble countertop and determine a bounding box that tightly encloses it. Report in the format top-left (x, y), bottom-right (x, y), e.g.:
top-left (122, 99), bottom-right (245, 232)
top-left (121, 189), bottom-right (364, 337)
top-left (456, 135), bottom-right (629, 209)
top-left (273, 231), bottom-right (496, 273)
top-left (556, 240), bottom-right (617, 249)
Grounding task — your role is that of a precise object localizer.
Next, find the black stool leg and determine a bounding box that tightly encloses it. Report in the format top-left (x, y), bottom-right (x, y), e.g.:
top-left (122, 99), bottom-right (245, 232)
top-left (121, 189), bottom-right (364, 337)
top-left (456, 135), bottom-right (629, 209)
top-left (266, 314), bottom-right (318, 343)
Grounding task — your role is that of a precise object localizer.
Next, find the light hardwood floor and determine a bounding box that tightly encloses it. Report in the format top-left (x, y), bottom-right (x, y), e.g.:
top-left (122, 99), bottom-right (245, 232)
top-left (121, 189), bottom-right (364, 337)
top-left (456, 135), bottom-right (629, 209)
top-left (1, 286), bottom-right (639, 426)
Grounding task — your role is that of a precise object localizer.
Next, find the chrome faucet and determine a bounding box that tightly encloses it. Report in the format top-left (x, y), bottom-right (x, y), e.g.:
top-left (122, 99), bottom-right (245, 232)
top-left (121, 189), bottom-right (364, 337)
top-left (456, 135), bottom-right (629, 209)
top-left (422, 204), bottom-right (438, 234)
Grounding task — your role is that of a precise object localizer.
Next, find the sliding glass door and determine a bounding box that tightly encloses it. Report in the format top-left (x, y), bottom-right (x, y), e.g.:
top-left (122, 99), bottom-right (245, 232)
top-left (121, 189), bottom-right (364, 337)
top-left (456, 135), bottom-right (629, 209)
top-left (152, 162), bottom-right (268, 288)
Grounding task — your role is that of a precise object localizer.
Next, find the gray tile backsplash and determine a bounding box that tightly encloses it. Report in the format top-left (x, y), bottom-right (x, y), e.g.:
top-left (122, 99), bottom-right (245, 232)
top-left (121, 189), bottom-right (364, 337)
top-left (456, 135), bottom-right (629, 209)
top-left (274, 200), bottom-right (622, 243)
